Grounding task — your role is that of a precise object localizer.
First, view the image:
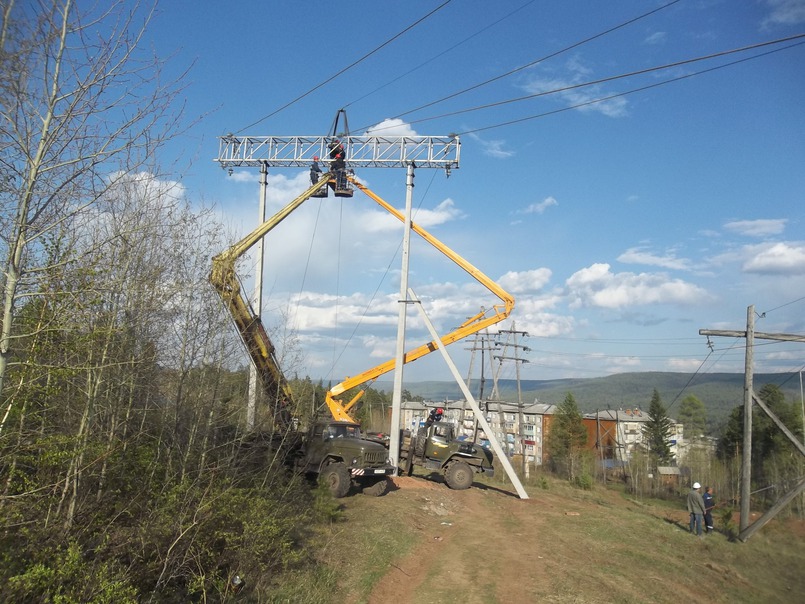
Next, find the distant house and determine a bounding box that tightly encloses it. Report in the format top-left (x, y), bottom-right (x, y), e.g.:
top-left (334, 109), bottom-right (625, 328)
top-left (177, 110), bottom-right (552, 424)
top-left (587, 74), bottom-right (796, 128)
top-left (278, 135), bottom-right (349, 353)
top-left (583, 408), bottom-right (684, 463)
top-left (657, 465), bottom-right (681, 488)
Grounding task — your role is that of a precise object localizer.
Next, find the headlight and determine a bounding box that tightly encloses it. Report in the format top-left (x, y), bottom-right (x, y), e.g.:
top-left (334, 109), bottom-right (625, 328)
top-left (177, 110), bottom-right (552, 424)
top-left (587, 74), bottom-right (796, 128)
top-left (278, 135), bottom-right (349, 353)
top-left (351, 457), bottom-right (358, 465)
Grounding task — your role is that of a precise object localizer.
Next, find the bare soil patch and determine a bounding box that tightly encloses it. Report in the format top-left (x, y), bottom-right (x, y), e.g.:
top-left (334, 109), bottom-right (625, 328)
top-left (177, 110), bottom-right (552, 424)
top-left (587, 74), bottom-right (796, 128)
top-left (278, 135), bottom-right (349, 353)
top-left (356, 474), bottom-right (805, 604)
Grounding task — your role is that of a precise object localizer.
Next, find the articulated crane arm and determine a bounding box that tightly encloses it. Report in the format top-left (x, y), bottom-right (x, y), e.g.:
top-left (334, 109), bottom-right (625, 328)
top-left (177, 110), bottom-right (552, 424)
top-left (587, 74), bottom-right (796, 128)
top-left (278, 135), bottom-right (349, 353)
top-left (210, 176), bottom-right (331, 423)
top-left (325, 177), bottom-right (515, 420)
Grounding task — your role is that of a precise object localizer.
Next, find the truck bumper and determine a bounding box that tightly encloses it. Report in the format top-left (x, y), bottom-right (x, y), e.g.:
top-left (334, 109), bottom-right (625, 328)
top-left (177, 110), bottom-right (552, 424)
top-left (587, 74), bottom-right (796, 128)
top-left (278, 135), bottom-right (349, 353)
top-left (350, 465), bottom-right (396, 477)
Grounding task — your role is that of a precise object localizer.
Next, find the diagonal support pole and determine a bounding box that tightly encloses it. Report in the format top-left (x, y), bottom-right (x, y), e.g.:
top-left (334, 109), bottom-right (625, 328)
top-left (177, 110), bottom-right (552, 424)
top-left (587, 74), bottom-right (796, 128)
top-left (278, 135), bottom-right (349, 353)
top-left (408, 287), bottom-right (529, 500)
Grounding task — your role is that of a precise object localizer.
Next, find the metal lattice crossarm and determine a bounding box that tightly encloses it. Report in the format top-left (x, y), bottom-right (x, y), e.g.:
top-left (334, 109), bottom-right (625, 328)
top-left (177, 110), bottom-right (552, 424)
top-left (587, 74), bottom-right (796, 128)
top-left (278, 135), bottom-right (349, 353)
top-left (216, 135), bottom-right (460, 169)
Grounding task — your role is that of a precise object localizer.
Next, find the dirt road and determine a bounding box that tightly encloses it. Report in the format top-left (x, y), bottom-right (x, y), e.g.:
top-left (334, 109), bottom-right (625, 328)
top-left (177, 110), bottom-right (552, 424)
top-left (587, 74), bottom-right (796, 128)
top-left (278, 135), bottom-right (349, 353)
top-left (362, 475), bottom-right (805, 604)
top-left (368, 476), bottom-right (581, 604)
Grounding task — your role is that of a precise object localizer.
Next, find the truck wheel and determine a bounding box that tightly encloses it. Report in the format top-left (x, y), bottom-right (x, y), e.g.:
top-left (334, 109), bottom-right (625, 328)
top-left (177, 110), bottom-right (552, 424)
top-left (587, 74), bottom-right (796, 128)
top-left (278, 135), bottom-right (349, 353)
top-left (404, 451), bottom-right (414, 476)
top-left (414, 429), bottom-right (427, 457)
top-left (361, 477), bottom-right (390, 497)
top-left (444, 460), bottom-right (473, 490)
top-left (321, 462), bottom-right (351, 498)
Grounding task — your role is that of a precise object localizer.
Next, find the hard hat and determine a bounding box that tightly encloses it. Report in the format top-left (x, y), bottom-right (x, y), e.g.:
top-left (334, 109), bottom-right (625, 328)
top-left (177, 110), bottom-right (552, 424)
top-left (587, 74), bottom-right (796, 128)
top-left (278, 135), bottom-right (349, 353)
top-left (693, 482), bottom-right (701, 489)
top-left (436, 407), bottom-right (444, 413)
top-left (314, 156), bottom-right (319, 160)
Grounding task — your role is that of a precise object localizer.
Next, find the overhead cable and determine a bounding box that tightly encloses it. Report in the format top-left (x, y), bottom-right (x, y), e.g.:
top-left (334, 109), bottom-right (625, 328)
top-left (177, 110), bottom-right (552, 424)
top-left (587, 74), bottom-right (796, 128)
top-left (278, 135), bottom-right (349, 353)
top-left (235, 0), bottom-right (453, 134)
top-left (386, 0), bottom-right (682, 123)
top-left (390, 35), bottom-right (805, 132)
top-left (345, 0), bottom-right (538, 110)
top-left (454, 38), bottom-right (805, 136)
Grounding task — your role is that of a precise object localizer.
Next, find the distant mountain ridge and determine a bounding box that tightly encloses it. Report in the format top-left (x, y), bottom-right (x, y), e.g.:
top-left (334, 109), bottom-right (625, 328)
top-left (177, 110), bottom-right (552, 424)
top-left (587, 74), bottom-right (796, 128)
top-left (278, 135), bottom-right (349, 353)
top-left (376, 372), bottom-right (803, 433)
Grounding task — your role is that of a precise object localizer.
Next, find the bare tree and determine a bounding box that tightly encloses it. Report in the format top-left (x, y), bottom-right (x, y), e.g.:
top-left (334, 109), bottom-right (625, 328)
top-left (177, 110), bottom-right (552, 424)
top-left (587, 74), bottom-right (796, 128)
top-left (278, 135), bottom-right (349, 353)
top-left (0, 0), bottom-right (188, 433)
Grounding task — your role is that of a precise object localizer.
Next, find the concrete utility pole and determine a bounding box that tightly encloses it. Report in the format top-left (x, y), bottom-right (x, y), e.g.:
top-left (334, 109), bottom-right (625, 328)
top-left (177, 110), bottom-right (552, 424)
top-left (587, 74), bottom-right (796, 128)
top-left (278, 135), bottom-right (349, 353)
top-left (700, 305), bottom-right (805, 541)
top-left (409, 288), bottom-right (529, 499)
top-left (246, 162), bottom-right (269, 430)
top-left (215, 130), bottom-right (460, 437)
top-left (388, 162), bottom-right (416, 468)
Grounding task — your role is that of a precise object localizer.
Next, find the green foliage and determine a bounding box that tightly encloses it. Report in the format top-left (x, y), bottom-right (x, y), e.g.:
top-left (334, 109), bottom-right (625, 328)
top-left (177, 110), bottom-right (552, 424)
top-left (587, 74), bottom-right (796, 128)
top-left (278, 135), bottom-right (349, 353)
top-left (311, 482), bottom-right (346, 524)
top-left (718, 384), bottom-right (803, 461)
top-left (546, 393), bottom-right (588, 480)
top-left (642, 389), bottom-right (674, 465)
top-left (574, 473), bottom-right (593, 490)
top-left (716, 383), bottom-right (803, 507)
top-left (5, 541), bottom-right (138, 603)
top-left (716, 506), bottom-right (736, 538)
top-left (678, 394), bottom-right (707, 437)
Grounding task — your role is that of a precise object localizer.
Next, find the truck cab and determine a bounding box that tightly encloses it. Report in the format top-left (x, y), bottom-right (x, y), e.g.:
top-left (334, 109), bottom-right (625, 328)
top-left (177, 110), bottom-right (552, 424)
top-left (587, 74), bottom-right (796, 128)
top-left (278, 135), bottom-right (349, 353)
top-left (301, 420), bottom-right (395, 498)
top-left (402, 421), bottom-right (495, 490)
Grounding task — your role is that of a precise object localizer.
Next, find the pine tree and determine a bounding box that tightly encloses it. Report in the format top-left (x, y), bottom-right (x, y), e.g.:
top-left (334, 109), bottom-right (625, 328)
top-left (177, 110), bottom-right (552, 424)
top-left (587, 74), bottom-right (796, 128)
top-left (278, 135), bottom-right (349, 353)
top-left (546, 393), bottom-right (588, 480)
top-left (642, 389), bottom-right (673, 465)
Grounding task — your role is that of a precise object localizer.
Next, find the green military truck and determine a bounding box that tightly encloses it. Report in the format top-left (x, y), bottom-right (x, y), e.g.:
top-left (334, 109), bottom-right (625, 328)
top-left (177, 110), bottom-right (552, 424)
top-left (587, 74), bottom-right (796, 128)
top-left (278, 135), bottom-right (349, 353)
top-left (297, 420), bottom-right (395, 497)
top-left (400, 421), bottom-right (495, 490)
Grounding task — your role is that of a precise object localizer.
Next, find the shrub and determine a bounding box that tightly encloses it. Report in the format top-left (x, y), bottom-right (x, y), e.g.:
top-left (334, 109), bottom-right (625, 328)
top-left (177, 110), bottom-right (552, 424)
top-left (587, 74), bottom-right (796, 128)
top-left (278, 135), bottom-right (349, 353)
top-left (575, 473), bottom-right (594, 490)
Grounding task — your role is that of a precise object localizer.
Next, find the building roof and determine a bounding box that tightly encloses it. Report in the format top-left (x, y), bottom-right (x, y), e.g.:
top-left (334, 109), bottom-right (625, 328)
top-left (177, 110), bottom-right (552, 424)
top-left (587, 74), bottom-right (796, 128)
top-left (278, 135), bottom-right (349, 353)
top-left (584, 408), bottom-right (650, 422)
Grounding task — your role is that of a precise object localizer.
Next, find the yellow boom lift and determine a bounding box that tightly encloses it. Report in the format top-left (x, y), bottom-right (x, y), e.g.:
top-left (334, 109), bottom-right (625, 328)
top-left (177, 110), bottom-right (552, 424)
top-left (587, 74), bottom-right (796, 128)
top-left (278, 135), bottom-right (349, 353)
top-left (209, 172), bottom-right (514, 426)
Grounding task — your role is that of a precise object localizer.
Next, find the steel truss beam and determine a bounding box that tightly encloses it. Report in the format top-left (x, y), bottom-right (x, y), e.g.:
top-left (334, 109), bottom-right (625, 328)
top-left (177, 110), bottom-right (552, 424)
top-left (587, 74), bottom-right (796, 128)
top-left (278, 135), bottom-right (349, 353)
top-left (216, 135), bottom-right (460, 169)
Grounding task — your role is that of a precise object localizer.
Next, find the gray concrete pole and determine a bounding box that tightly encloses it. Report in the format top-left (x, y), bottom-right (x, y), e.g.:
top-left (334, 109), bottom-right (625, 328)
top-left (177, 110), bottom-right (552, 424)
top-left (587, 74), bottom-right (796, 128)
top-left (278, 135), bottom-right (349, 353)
top-left (388, 163), bottom-right (415, 471)
top-left (247, 162), bottom-right (268, 431)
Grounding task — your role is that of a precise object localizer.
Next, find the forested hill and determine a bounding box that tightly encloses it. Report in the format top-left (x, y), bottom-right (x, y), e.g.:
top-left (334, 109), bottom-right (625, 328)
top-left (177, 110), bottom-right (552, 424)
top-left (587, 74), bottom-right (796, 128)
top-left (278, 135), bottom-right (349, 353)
top-left (386, 372), bottom-right (804, 433)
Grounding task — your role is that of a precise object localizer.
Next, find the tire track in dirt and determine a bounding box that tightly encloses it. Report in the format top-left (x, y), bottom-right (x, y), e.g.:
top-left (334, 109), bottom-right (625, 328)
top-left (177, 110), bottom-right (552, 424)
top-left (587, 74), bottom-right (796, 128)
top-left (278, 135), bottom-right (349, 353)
top-left (368, 477), bottom-right (553, 603)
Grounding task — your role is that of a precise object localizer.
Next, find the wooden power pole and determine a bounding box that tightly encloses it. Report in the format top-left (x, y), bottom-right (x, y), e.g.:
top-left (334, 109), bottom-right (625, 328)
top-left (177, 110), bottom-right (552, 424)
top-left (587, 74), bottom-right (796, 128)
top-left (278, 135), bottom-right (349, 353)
top-left (700, 304), bottom-right (805, 541)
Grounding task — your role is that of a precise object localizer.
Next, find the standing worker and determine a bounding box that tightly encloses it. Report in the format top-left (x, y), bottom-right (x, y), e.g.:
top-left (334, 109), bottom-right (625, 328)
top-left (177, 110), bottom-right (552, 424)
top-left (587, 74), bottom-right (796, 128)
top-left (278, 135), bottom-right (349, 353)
top-left (703, 486), bottom-right (715, 533)
top-left (687, 482), bottom-right (706, 537)
top-left (310, 156), bottom-right (323, 185)
top-left (328, 139), bottom-right (347, 190)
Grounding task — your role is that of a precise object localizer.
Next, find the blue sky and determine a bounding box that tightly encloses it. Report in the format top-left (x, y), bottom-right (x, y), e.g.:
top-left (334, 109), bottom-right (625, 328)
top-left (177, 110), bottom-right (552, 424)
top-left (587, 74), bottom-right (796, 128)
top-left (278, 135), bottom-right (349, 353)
top-left (145, 0), bottom-right (805, 387)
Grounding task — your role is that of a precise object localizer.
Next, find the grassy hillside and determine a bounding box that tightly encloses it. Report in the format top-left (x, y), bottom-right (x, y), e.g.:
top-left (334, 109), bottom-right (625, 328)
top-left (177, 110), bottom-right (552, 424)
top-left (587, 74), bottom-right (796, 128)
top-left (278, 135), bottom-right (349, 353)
top-left (293, 471), bottom-right (805, 603)
top-left (386, 372), bottom-right (804, 434)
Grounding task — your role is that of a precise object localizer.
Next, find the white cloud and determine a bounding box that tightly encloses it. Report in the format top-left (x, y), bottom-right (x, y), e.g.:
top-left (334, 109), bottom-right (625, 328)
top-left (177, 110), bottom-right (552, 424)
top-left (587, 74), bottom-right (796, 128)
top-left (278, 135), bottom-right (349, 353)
top-left (516, 312), bottom-right (576, 338)
top-left (762, 0), bottom-right (805, 28)
top-left (644, 31), bottom-right (667, 45)
top-left (523, 55), bottom-right (629, 118)
top-left (742, 242), bottom-right (805, 274)
top-left (724, 218), bottom-right (787, 237)
top-left (364, 118), bottom-right (419, 137)
top-left (618, 247), bottom-right (691, 271)
top-left (565, 263), bottom-right (711, 309)
top-left (466, 132), bottom-right (514, 158)
top-left (668, 358), bottom-right (705, 372)
top-left (361, 198), bottom-right (464, 234)
top-left (522, 196), bottom-right (558, 215)
top-left (498, 268), bottom-right (553, 294)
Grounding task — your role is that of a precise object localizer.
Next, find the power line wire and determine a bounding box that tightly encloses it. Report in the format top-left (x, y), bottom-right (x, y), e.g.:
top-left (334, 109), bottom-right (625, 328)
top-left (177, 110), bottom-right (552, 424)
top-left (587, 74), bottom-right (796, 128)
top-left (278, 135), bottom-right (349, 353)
top-left (344, 0), bottom-right (538, 110)
top-left (376, 35), bottom-right (803, 134)
top-left (386, 0), bottom-right (682, 124)
top-left (235, 0), bottom-right (453, 133)
top-left (455, 38), bottom-right (805, 136)
top-left (763, 295), bottom-right (805, 315)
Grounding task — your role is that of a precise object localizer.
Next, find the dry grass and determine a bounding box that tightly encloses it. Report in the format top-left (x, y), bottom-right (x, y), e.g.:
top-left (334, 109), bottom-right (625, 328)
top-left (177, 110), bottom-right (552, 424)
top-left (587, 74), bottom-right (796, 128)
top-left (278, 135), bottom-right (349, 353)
top-left (301, 471), bottom-right (805, 604)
